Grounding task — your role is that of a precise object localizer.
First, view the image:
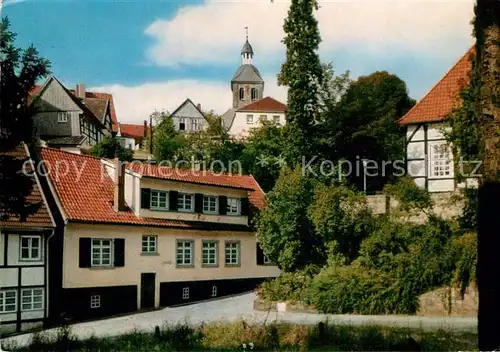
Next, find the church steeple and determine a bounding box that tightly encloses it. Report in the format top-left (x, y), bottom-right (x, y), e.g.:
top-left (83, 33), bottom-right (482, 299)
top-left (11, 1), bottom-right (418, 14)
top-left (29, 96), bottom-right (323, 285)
top-left (241, 26), bottom-right (254, 64)
top-left (231, 26), bottom-right (264, 109)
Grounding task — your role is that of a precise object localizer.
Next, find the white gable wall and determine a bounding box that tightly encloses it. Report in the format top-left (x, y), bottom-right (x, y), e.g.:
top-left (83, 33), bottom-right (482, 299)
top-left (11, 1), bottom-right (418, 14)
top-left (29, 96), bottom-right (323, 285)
top-left (228, 111), bottom-right (286, 138)
top-left (406, 122), bottom-right (457, 192)
top-left (171, 101), bottom-right (207, 132)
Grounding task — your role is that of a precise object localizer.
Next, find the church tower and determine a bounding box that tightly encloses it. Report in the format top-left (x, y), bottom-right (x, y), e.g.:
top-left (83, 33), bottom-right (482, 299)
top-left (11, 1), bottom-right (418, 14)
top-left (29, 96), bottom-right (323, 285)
top-left (231, 28), bottom-right (264, 109)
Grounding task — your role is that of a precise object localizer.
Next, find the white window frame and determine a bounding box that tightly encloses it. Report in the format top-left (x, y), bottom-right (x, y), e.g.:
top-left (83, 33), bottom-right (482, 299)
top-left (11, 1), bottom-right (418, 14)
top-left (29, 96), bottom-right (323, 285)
top-left (21, 288), bottom-right (44, 311)
top-left (141, 235), bottom-right (157, 254)
top-left (151, 190), bottom-right (168, 210)
top-left (273, 115), bottom-right (280, 124)
top-left (263, 255), bottom-right (272, 264)
top-left (57, 112), bottom-right (68, 123)
top-left (20, 235), bottom-right (42, 261)
top-left (246, 114), bottom-right (254, 124)
top-left (177, 193), bottom-right (194, 212)
top-left (202, 195), bottom-right (218, 214)
top-left (182, 287), bottom-right (190, 300)
top-left (225, 241), bottom-right (241, 266)
top-left (192, 119), bottom-right (199, 131)
top-left (211, 286), bottom-right (217, 297)
top-left (226, 197), bottom-right (241, 216)
top-left (176, 240), bottom-right (194, 267)
top-left (0, 290), bottom-right (17, 313)
top-left (428, 141), bottom-right (453, 179)
top-left (259, 115), bottom-right (267, 122)
top-left (179, 118), bottom-right (186, 131)
top-left (91, 238), bottom-right (113, 267)
top-left (202, 240), bottom-right (218, 266)
top-left (90, 295), bottom-right (101, 309)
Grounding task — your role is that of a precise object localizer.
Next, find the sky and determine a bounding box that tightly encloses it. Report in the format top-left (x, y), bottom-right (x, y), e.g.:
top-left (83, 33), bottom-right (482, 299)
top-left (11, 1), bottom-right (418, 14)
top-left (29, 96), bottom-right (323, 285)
top-left (4, 0), bottom-right (475, 124)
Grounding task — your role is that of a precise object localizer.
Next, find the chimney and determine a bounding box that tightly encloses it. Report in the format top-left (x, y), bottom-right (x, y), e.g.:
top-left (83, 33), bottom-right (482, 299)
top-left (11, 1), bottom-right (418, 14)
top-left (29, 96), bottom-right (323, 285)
top-left (76, 83), bottom-right (85, 99)
top-left (143, 120), bottom-right (148, 138)
top-left (113, 158), bottom-right (126, 212)
top-left (197, 103), bottom-right (201, 111)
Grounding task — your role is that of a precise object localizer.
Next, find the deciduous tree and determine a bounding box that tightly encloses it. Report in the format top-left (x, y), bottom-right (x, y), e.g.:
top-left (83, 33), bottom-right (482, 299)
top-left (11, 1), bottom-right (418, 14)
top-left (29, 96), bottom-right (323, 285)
top-left (0, 17), bottom-right (50, 220)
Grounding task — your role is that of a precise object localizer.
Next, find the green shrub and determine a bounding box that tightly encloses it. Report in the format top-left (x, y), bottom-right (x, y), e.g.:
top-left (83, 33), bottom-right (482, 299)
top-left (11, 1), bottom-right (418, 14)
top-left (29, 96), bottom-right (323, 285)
top-left (305, 265), bottom-right (418, 315)
top-left (257, 266), bottom-right (318, 302)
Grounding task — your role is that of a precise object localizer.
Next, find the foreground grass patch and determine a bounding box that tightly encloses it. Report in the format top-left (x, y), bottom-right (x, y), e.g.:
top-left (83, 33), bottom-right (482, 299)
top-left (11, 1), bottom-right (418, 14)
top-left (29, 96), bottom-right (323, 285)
top-left (3, 321), bottom-right (477, 351)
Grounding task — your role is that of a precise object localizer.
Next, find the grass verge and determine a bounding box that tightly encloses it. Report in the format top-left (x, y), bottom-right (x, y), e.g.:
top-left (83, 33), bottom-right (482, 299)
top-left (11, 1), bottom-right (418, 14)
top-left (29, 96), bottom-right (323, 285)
top-left (2, 320), bottom-right (477, 351)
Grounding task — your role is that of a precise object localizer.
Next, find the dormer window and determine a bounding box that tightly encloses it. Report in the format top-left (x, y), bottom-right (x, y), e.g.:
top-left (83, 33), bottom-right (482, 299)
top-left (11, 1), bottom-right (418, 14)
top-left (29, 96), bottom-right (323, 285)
top-left (151, 190), bottom-right (168, 210)
top-left (178, 193), bottom-right (194, 212)
top-left (226, 197), bottom-right (241, 215)
top-left (239, 88), bottom-right (244, 100)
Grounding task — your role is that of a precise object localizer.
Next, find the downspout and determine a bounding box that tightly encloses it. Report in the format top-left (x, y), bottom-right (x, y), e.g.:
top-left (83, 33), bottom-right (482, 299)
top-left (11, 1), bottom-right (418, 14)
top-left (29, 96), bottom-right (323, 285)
top-left (45, 229), bottom-right (55, 320)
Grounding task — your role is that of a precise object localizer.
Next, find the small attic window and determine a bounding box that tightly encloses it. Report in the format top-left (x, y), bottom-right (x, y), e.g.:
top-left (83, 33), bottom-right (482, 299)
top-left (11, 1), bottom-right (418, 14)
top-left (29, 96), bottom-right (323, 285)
top-left (239, 88), bottom-right (244, 100)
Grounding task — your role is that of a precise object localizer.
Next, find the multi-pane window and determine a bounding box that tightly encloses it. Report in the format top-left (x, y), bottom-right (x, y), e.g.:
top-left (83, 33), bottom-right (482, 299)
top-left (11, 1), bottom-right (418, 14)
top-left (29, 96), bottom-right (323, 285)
top-left (20, 235), bottom-right (41, 261)
top-left (0, 290), bottom-right (17, 313)
top-left (211, 286), bottom-right (217, 297)
top-left (202, 241), bottom-right (218, 266)
top-left (225, 241), bottom-right (240, 266)
top-left (259, 115), bottom-right (267, 122)
top-left (203, 196), bottom-right (218, 214)
top-left (142, 235), bottom-right (157, 253)
top-left (273, 115), bottom-right (280, 124)
top-left (57, 112), bottom-right (68, 123)
top-left (226, 197), bottom-right (240, 215)
top-left (429, 143), bottom-right (452, 178)
top-left (192, 119), bottom-right (199, 131)
top-left (182, 287), bottom-right (190, 299)
top-left (151, 190), bottom-right (168, 210)
top-left (246, 115), bottom-right (254, 124)
top-left (21, 288), bottom-right (43, 311)
top-left (178, 193), bottom-right (194, 212)
top-left (91, 239), bottom-right (113, 267)
top-left (176, 240), bottom-right (193, 266)
top-left (90, 295), bottom-right (101, 309)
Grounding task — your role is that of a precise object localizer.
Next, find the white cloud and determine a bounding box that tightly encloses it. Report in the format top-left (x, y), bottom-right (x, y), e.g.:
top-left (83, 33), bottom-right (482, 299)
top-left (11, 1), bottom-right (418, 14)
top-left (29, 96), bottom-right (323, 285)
top-left (92, 75), bottom-right (287, 124)
top-left (145, 0), bottom-right (474, 67)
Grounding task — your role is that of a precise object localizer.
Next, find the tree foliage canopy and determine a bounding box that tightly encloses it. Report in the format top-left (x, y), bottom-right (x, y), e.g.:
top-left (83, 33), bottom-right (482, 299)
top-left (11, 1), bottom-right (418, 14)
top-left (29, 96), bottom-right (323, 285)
top-left (90, 136), bottom-right (134, 161)
top-left (0, 17), bottom-right (50, 220)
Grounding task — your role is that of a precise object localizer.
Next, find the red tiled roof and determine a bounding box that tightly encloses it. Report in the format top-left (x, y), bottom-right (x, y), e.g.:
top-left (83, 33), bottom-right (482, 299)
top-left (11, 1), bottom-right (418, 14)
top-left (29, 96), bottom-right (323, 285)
top-left (119, 123), bottom-right (150, 139)
top-left (0, 143), bottom-right (54, 229)
top-left (29, 83), bottom-right (119, 132)
top-left (237, 96), bottom-right (287, 113)
top-left (398, 46), bottom-right (474, 125)
top-left (40, 148), bottom-right (264, 228)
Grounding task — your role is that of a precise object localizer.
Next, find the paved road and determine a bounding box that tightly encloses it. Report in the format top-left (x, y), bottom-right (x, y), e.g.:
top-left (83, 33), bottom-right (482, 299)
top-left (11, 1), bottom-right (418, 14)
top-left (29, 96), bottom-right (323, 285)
top-left (0, 292), bottom-right (477, 349)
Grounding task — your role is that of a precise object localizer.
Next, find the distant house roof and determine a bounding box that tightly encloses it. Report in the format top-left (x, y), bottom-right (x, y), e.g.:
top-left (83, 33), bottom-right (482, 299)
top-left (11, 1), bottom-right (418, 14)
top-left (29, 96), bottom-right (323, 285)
top-left (40, 147), bottom-right (265, 229)
top-left (30, 78), bottom-right (119, 132)
top-left (221, 108), bottom-right (236, 130)
top-left (170, 98), bottom-right (206, 119)
top-left (46, 136), bottom-right (87, 146)
top-left (0, 143), bottom-right (54, 229)
top-left (119, 123), bottom-right (150, 139)
top-left (231, 64), bottom-right (264, 84)
top-left (397, 46), bottom-right (474, 125)
top-left (237, 96), bottom-right (287, 113)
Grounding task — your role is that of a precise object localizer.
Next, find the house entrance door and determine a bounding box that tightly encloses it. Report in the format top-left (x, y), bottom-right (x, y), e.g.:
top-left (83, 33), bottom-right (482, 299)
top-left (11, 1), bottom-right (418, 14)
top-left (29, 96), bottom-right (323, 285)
top-left (140, 273), bottom-right (155, 309)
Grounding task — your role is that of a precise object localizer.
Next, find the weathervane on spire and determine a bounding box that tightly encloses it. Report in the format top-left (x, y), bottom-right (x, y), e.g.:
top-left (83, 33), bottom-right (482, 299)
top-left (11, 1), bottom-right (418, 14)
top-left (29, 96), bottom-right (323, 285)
top-left (244, 26), bottom-right (249, 41)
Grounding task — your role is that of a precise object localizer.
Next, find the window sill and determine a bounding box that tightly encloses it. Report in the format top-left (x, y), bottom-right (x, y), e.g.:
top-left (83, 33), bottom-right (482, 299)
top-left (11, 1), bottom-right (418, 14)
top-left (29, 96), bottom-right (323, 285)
top-left (201, 264), bottom-right (219, 268)
top-left (176, 264), bottom-right (195, 269)
top-left (141, 252), bottom-right (159, 256)
top-left (19, 258), bottom-right (43, 262)
top-left (89, 266), bottom-right (116, 270)
top-left (224, 264), bottom-right (241, 268)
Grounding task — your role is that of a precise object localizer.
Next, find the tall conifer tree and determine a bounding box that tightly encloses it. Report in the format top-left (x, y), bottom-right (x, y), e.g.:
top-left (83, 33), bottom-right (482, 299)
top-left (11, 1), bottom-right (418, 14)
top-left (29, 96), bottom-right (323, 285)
top-left (277, 0), bottom-right (323, 164)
